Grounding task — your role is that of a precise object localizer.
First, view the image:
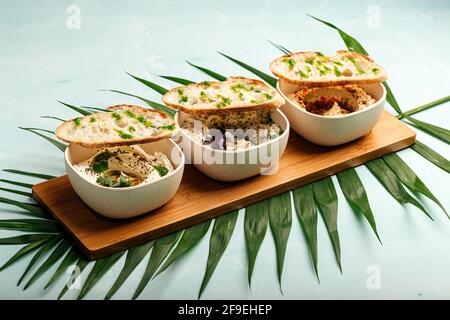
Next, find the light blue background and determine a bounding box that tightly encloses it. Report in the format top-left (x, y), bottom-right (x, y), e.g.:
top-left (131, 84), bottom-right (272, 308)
top-left (0, 0), bottom-right (449, 299)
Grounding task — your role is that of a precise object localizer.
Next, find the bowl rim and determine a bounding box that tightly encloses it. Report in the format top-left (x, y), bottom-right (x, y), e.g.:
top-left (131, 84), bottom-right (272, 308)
top-left (175, 108), bottom-right (290, 155)
top-left (65, 138), bottom-right (185, 192)
top-left (276, 80), bottom-right (387, 120)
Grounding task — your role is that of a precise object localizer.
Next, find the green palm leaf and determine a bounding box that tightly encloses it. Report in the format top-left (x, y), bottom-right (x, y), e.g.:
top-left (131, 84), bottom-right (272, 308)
top-left (0, 219), bottom-right (59, 233)
top-left (309, 14), bottom-right (402, 114)
top-left (17, 235), bottom-right (61, 286)
top-left (313, 177), bottom-right (342, 272)
top-left (57, 101), bottom-right (92, 116)
top-left (268, 193), bottom-right (292, 289)
top-left (0, 179), bottom-right (33, 189)
top-left (155, 221), bottom-right (211, 278)
top-left (133, 231), bottom-right (183, 299)
top-left (0, 233), bottom-right (55, 245)
top-left (157, 75), bottom-right (194, 85)
top-left (397, 96), bottom-right (450, 119)
top-left (108, 89), bottom-right (176, 118)
top-left (2, 169), bottom-right (55, 180)
top-left (0, 187), bottom-right (32, 197)
top-left (41, 115), bottom-right (65, 122)
top-left (186, 61), bottom-right (227, 81)
top-left (199, 211), bottom-right (238, 299)
top-left (366, 159), bottom-right (432, 219)
top-left (84, 107), bottom-right (110, 113)
top-left (19, 127), bottom-right (66, 152)
top-left (0, 197), bottom-right (47, 218)
top-left (77, 251), bottom-right (125, 300)
top-left (58, 256), bottom-right (89, 300)
top-left (126, 72), bottom-right (168, 95)
top-left (218, 52), bottom-right (277, 87)
top-left (44, 246), bottom-right (79, 289)
top-left (0, 235), bottom-right (53, 271)
top-left (405, 117), bottom-right (450, 144)
top-left (105, 241), bottom-right (154, 300)
top-left (244, 199), bottom-right (269, 287)
top-left (383, 153), bottom-right (448, 218)
top-left (411, 140), bottom-right (450, 173)
top-left (267, 39), bottom-right (291, 54)
top-left (292, 184), bottom-right (319, 280)
top-left (337, 169), bottom-right (381, 243)
top-left (23, 240), bottom-right (73, 290)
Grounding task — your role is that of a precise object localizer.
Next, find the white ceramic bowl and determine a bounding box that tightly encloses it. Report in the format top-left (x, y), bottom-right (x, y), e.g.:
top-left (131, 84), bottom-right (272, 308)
top-left (277, 80), bottom-right (386, 146)
top-left (65, 139), bottom-right (185, 219)
top-left (175, 109), bottom-right (290, 181)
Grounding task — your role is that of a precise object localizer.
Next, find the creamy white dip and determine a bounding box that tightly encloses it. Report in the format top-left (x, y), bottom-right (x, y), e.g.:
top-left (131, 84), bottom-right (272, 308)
top-left (74, 145), bottom-right (173, 188)
top-left (181, 110), bottom-right (282, 151)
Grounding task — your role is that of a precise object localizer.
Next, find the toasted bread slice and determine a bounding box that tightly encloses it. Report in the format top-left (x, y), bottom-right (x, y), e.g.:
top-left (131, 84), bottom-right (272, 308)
top-left (161, 76), bottom-right (284, 114)
top-left (270, 50), bottom-right (388, 87)
top-left (55, 105), bottom-right (177, 148)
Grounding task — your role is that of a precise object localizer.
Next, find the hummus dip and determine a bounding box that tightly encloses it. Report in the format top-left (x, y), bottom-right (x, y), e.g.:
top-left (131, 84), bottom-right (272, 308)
top-left (289, 85), bottom-right (376, 116)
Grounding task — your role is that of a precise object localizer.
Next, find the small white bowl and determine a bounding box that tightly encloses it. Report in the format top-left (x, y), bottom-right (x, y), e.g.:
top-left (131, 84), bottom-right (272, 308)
top-left (65, 139), bottom-right (185, 219)
top-left (175, 109), bottom-right (290, 182)
top-left (277, 80), bottom-right (386, 146)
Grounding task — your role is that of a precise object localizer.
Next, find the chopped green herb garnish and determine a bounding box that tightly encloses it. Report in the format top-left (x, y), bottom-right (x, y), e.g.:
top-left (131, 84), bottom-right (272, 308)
top-left (112, 113), bottom-right (121, 121)
top-left (230, 83), bottom-right (249, 93)
top-left (74, 117), bottom-right (81, 127)
top-left (348, 57), bottom-right (356, 63)
top-left (316, 52), bottom-right (324, 57)
top-left (371, 68), bottom-right (380, 75)
top-left (305, 65), bottom-right (312, 73)
top-left (125, 110), bottom-right (137, 118)
top-left (128, 126), bottom-right (136, 132)
top-left (263, 93), bottom-right (273, 99)
top-left (201, 81), bottom-right (211, 87)
top-left (238, 92), bottom-right (244, 100)
top-left (92, 151), bottom-right (117, 173)
top-left (250, 99), bottom-right (261, 104)
top-left (116, 130), bottom-right (133, 139)
top-left (137, 116), bottom-right (153, 127)
top-left (154, 166), bottom-right (169, 177)
top-left (356, 66), bottom-right (366, 74)
top-left (334, 66), bottom-right (342, 77)
top-left (177, 89), bottom-right (184, 95)
top-left (159, 124), bottom-right (176, 130)
top-left (305, 57), bottom-right (315, 64)
top-left (333, 61), bottom-right (343, 66)
top-left (179, 95), bottom-right (188, 103)
top-left (221, 96), bottom-right (231, 105)
top-left (299, 70), bottom-right (309, 78)
top-left (96, 175), bottom-right (113, 187)
top-left (113, 174), bottom-right (131, 188)
top-left (282, 58), bottom-right (296, 70)
top-left (89, 117), bottom-right (96, 123)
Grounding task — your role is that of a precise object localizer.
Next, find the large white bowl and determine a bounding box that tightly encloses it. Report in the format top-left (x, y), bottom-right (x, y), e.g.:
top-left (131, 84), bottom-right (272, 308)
top-left (277, 80), bottom-right (386, 146)
top-left (65, 139), bottom-right (185, 219)
top-left (175, 109), bottom-right (290, 182)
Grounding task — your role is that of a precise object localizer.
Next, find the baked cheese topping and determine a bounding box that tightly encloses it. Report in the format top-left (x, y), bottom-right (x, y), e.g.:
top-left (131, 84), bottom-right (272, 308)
top-left (163, 78), bottom-right (283, 111)
top-left (271, 51), bottom-right (386, 83)
top-left (56, 105), bottom-right (176, 146)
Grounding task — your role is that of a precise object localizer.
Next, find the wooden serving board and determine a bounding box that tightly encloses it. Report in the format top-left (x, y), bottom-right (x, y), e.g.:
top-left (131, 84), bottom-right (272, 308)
top-left (32, 112), bottom-right (415, 260)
